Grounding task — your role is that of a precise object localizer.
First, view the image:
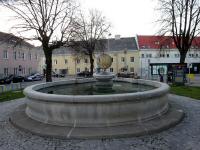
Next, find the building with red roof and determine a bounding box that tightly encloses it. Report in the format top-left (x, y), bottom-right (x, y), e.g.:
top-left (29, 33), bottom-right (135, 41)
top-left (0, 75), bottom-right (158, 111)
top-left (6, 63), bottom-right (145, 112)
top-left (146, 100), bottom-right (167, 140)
top-left (136, 35), bottom-right (200, 80)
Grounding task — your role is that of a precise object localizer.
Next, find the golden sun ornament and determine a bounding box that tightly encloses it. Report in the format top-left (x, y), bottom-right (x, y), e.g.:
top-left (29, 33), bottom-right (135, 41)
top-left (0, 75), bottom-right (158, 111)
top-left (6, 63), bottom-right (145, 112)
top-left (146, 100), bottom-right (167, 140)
top-left (97, 53), bottom-right (112, 69)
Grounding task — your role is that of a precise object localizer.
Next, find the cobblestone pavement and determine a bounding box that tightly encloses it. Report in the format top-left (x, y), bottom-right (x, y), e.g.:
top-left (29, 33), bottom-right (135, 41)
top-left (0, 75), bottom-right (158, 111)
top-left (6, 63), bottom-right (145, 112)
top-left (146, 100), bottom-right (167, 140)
top-left (0, 95), bottom-right (200, 150)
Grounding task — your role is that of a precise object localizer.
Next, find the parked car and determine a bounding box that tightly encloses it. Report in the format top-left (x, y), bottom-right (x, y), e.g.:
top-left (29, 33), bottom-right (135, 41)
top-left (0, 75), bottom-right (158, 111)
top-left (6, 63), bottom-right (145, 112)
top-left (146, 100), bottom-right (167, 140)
top-left (12, 75), bottom-right (25, 83)
top-left (24, 73), bottom-right (43, 81)
top-left (0, 75), bottom-right (14, 84)
top-left (77, 71), bottom-right (91, 77)
top-left (52, 72), bottom-right (65, 78)
top-left (117, 72), bottom-right (134, 78)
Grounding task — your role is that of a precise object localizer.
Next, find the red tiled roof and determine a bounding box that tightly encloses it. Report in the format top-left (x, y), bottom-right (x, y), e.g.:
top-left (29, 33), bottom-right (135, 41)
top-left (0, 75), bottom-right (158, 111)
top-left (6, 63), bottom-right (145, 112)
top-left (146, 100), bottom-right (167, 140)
top-left (137, 35), bottom-right (200, 49)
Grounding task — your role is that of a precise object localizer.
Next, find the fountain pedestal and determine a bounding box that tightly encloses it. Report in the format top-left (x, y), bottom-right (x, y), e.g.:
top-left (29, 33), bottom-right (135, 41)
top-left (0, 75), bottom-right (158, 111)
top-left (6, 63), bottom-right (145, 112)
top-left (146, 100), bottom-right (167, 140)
top-left (94, 53), bottom-right (116, 92)
top-left (93, 71), bottom-right (115, 92)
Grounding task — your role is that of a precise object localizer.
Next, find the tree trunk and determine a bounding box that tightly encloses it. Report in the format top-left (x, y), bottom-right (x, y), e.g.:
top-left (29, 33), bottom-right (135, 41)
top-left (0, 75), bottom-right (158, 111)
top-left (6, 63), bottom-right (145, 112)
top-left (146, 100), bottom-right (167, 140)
top-left (44, 50), bottom-right (52, 82)
top-left (179, 51), bottom-right (187, 64)
top-left (89, 53), bottom-right (94, 76)
top-left (178, 50), bottom-right (187, 85)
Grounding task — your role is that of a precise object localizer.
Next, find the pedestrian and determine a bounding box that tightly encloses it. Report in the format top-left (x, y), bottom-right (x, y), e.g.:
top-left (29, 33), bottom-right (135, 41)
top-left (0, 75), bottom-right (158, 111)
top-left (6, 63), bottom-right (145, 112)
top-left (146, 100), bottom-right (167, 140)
top-left (158, 68), bottom-right (164, 82)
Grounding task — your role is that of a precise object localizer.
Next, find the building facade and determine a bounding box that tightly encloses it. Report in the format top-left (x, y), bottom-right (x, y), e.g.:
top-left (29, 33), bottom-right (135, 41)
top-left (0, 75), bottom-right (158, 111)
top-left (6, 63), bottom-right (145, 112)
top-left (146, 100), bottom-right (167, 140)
top-left (39, 37), bottom-right (140, 76)
top-left (38, 35), bottom-right (200, 78)
top-left (0, 32), bottom-right (40, 77)
top-left (137, 35), bottom-right (200, 79)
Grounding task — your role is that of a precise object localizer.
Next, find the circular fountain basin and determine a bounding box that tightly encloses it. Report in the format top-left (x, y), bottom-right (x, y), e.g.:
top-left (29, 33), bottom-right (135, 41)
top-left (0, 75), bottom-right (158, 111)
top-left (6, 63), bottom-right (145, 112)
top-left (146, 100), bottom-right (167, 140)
top-left (10, 78), bottom-right (184, 139)
top-left (23, 78), bottom-right (169, 127)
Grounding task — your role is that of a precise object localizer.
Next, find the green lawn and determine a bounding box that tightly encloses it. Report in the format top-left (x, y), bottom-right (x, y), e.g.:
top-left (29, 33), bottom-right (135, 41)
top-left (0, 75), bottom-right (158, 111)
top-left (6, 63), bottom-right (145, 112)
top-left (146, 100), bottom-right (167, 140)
top-left (170, 85), bottom-right (200, 100)
top-left (0, 90), bottom-right (25, 102)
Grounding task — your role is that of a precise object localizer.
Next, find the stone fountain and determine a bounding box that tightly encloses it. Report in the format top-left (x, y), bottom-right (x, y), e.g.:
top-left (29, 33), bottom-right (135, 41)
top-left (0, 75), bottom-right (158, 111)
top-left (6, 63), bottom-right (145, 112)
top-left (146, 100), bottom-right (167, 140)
top-left (9, 54), bottom-right (184, 139)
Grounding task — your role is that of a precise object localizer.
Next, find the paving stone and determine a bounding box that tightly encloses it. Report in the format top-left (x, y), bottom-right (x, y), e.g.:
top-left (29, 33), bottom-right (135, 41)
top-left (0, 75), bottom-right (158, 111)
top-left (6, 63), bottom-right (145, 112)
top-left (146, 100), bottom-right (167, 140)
top-left (0, 95), bottom-right (200, 150)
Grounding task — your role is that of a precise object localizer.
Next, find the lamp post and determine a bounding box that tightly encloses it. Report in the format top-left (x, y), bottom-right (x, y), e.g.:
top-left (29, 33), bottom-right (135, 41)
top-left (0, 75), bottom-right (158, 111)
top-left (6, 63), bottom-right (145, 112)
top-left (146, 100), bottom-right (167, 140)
top-left (108, 33), bottom-right (112, 52)
top-left (107, 33), bottom-right (112, 72)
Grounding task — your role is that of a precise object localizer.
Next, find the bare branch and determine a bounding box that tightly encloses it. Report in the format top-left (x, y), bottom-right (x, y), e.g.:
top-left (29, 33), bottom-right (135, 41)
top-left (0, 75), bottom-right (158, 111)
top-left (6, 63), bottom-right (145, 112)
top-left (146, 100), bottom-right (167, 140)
top-left (157, 0), bottom-right (200, 63)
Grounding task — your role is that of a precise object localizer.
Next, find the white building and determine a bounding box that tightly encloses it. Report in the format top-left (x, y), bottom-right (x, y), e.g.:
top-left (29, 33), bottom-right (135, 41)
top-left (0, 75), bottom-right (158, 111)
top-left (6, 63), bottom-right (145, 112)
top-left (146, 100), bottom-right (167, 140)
top-left (136, 35), bottom-right (200, 80)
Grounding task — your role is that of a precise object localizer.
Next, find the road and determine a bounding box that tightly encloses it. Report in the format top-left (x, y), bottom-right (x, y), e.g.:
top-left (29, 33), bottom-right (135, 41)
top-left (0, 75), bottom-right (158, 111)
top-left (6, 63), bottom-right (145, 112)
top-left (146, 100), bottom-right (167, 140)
top-left (0, 76), bottom-right (75, 93)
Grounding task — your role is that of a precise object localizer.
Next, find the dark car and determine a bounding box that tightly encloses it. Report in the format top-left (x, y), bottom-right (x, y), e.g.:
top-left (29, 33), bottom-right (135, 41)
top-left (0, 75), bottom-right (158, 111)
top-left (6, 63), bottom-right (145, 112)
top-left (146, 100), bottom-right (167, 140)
top-left (77, 71), bottom-right (91, 77)
top-left (52, 72), bottom-right (65, 78)
top-left (117, 72), bottom-right (134, 78)
top-left (0, 75), bottom-right (14, 84)
top-left (12, 75), bottom-right (24, 83)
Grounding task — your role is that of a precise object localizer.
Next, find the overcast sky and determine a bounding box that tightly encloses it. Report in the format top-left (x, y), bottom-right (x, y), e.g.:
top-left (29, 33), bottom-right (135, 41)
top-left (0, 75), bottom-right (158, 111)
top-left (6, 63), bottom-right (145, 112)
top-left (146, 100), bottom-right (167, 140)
top-left (82, 0), bottom-right (159, 37)
top-left (0, 0), bottom-right (159, 45)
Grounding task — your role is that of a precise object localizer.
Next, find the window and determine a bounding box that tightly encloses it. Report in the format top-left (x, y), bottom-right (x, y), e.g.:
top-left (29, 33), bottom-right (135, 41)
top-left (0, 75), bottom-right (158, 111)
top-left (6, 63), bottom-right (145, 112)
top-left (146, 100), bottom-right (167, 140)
top-left (3, 50), bottom-right (8, 59)
top-left (19, 65), bottom-right (22, 72)
top-left (121, 57), bottom-right (125, 62)
top-left (77, 59), bottom-right (80, 64)
top-left (111, 57), bottom-right (113, 62)
top-left (29, 52), bottom-right (32, 60)
top-left (130, 67), bottom-right (134, 72)
top-left (155, 41), bottom-right (160, 45)
top-left (28, 68), bottom-right (32, 74)
top-left (14, 68), bottom-right (18, 75)
top-left (54, 59), bottom-right (57, 65)
top-left (130, 57), bottom-right (134, 62)
top-left (84, 59), bottom-right (88, 63)
top-left (160, 54), bottom-right (165, 57)
top-left (18, 52), bottom-right (21, 59)
top-left (65, 59), bottom-right (68, 64)
top-left (77, 68), bottom-right (80, 73)
top-left (146, 54), bottom-right (152, 58)
top-left (166, 54), bottom-right (170, 58)
top-left (110, 68), bottom-right (113, 72)
top-left (22, 68), bottom-right (26, 74)
top-left (85, 67), bottom-right (88, 71)
top-left (4, 68), bottom-right (8, 76)
top-left (152, 65), bottom-right (167, 75)
top-left (35, 53), bottom-right (38, 60)
top-left (175, 54), bottom-right (180, 58)
top-left (22, 53), bottom-right (25, 60)
top-left (141, 54), bottom-right (145, 58)
top-left (13, 51), bottom-right (17, 60)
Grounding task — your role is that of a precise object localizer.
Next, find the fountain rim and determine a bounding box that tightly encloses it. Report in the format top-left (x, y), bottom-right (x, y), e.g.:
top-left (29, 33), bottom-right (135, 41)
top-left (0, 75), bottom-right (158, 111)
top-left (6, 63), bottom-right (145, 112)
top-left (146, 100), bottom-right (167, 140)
top-left (23, 78), bottom-right (170, 103)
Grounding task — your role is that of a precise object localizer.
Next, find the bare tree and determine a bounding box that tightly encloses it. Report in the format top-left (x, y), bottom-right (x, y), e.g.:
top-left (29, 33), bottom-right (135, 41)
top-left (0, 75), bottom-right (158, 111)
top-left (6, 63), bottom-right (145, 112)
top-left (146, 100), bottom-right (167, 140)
top-left (70, 9), bottom-right (111, 76)
top-left (158, 0), bottom-right (200, 63)
top-left (1, 0), bottom-right (78, 82)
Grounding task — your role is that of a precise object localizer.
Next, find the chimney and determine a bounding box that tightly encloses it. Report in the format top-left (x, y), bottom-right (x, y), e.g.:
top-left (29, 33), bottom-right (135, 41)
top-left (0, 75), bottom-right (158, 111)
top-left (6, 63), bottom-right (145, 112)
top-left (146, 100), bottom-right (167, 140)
top-left (115, 35), bottom-right (121, 40)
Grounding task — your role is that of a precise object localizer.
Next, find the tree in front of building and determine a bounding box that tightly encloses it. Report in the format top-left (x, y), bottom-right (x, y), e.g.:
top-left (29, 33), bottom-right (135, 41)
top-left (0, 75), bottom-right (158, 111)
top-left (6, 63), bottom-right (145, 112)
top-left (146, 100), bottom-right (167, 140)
top-left (2, 0), bottom-right (78, 82)
top-left (70, 9), bottom-right (111, 76)
top-left (158, 0), bottom-right (200, 63)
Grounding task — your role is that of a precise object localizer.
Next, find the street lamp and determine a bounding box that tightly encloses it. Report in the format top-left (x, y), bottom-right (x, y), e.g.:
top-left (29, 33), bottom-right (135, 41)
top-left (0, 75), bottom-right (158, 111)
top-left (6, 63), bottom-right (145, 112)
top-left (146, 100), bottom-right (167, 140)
top-left (108, 33), bottom-right (112, 52)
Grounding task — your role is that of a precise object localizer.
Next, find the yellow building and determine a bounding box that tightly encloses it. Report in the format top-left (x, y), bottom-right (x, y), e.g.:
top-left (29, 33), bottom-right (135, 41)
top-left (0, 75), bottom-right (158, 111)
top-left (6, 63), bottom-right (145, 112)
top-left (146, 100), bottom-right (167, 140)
top-left (52, 53), bottom-right (90, 75)
top-left (39, 37), bottom-right (140, 76)
top-left (107, 50), bottom-right (140, 74)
